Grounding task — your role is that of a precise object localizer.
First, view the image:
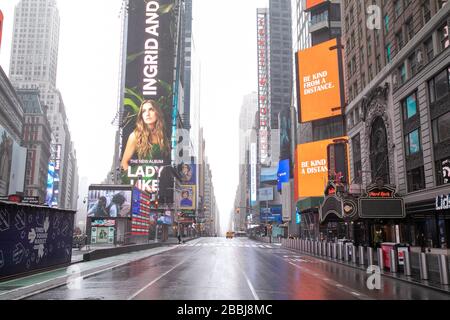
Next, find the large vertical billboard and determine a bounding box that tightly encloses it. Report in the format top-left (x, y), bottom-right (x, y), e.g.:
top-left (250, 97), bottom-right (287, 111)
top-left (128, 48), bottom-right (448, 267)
top-left (120, 0), bottom-right (177, 203)
top-left (257, 9), bottom-right (271, 166)
top-left (295, 137), bottom-right (348, 198)
top-left (279, 107), bottom-right (291, 162)
top-left (0, 10), bottom-right (3, 51)
top-left (250, 143), bottom-right (257, 205)
top-left (296, 38), bottom-right (344, 123)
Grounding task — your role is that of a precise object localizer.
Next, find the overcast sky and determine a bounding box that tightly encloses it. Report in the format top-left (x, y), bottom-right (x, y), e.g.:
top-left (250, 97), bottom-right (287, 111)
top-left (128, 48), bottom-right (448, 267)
top-left (0, 0), bottom-right (268, 235)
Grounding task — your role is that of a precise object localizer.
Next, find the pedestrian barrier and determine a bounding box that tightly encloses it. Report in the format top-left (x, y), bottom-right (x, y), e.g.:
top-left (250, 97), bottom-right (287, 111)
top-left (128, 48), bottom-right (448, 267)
top-left (344, 245), bottom-right (349, 262)
top-left (338, 243), bottom-right (343, 260)
top-left (352, 245), bottom-right (357, 264)
top-left (327, 243), bottom-right (332, 258)
top-left (318, 241), bottom-right (322, 256)
top-left (438, 254), bottom-right (449, 285)
top-left (322, 242), bottom-right (327, 257)
top-left (358, 246), bottom-right (365, 265)
top-left (332, 243), bottom-right (337, 259)
top-left (404, 250), bottom-right (412, 276)
top-left (377, 248), bottom-right (384, 270)
top-left (419, 253), bottom-right (429, 280)
top-left (390, 249), bottom-right (398, 273)
top-left (367, 247), bottom-right (374, 267)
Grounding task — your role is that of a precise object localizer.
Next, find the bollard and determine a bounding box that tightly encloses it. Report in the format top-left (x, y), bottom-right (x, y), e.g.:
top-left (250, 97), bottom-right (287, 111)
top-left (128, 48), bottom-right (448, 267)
top-left (332, 243), bottom-right (337, 259)
top-left (338, 243), bottom-right (343, 260)
top-left (300, 239), bottom-right (304, 251)
top-left (323, 242), bottom-right (327, 257)
top-left (359, 246), bottom-right (365, 265)
top-left (403, 250), bottom-right (412, 276)
top-left (344, 244), bottom-right (349, 262)
top-left (367, 247), bottom-right (374, 266)
top-left (352, 245), bottom-right (357, 264)
top-left (315, 241), bottom-right (319, 255)
top-left (377, 248), bottom-right (384, 270)
top-left (318, 241), bottom-right (321, 256)
top-left (419, 253), bottom-right (429, 280)
top-left (297, 239), bottom-right (300, 251)
top-left (438, 255), bottom-right (449, 285)
top-left (328, 243), bottom-right (332, 258)
top-left (390, 249), bottom-right (398, 273)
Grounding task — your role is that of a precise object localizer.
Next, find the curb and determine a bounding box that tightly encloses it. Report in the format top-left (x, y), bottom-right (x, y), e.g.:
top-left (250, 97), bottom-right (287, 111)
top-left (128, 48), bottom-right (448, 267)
top-left (0, 245), bottom-right (181, 300)
top-left (282, 245), bottom-right (450, 296)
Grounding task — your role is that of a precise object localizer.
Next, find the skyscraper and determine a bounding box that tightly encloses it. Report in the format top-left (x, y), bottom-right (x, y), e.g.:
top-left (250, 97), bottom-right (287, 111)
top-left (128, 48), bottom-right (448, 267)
top-left (9, 0), bottom-right (78, 209)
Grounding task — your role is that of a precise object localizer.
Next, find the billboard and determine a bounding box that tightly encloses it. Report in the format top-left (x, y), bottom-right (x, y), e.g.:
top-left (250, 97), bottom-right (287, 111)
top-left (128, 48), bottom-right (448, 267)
top-left (260, 206), bottom-right (282, 223)
top-left (120, 0), bottom-right (176, 202)
top-left (260, 166), bottom-right (278, 183)
top-left (177, 161), bottom-right (196, 185)
top-left (0, 10), bottom-right (3, 50)
top-left (257, 9), bottom-right (271, 166)
top-left (0, 125), bottom-right (26, 196)
top-left (250, 143), bottom-right (257, 205)
top-left (279, 107), bottom-right (292, 162)
top-left (305, 0), bottom-right (326, 10)
top-left (131, 187), bottom-right (153, 236)
top-left (259, 187), bottom-right (274, 202)
top-left (87, 188), bottom-right (132, 218)
top-left (277, 159), bottom-right (290, 192)
top-left (295, 137), bottom-right (347, 198)
top-left (296, 38), bottom-right (344, 123)
top-left (177, 185), bottom-right (196, 210)
top-left (46, 163), bottom-right (55, 206)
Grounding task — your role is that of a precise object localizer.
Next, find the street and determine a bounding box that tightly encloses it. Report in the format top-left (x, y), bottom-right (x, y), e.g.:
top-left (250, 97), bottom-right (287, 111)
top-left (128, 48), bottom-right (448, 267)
top-left (26, 238), bottom-right (450, 300)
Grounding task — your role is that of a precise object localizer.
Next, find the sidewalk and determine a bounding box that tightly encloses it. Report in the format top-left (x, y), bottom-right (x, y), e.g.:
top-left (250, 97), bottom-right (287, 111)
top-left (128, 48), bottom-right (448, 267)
top-left (0, 237), bottom-right (201, 300)
top-left (279, 242), bottom-right (450, 295)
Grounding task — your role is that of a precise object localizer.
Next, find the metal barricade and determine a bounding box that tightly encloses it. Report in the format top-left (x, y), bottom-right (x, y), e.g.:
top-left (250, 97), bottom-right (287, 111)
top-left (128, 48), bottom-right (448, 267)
top-left (419, 253), bottom-right (428, 280)
top-left (358, 246), bottom-right (365, 265)
top-left (318, 241), bottom-right (322, 256)
top-left (404, 250), bottom-right (412, 276)
top-left (344, 244), bottom-right (349, 262)
top-left (332, 243), bottom-right (337, 259)
top-left (323, 242), bottom-right (327, 257)
top-left (438, 254), bottom-right (449, 285)
top-left (367, 247), bottom-right (374, 266)
top-left (390, 249), bottom-right (398, 273)
top-left (338, 243), bottom-right (343, 260)
top-left (377, 248), bottom-right (384, 270)
top-left (327, 243), bottom-right (332, 258)
top-left (352, 245), bottom-right (357, 264)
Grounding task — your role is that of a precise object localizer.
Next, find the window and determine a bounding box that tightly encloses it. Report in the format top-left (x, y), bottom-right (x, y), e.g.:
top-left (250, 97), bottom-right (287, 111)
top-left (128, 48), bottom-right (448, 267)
top-left (403, 92), bottom-right (418, 120)
top-left (396, 32), bottom-right (404, 50)
top-left (399, 63), bottom-right (407, 84)
top-left (406, 19), bottom-right (414, 42)
top-left (428, 67), bottom-right (450, 103)
top-left (432, 112), bottom-right (450, 144)
top-left (438, 22), bottom-right (449, 51)
top-left (352, 134), bottom-right (362, 184)
top-left (409, 52), bottom-right (417, 76)
top-left (405, 129), bottom-right (421, 156)
top-left (435, 157), bottom-right (450, 186)
top-left (384, 15), bottom-right (389, 33)
top-left (425, 37), bottom-right (434, 62)
top-left (422, 0), bottom-right (431, 24)
top-left (407, 166), bottom-right (425, 192)
top-left (395, 0), bottom-right (403, 18)
top-left (386, 43), bottom-right (392, 63)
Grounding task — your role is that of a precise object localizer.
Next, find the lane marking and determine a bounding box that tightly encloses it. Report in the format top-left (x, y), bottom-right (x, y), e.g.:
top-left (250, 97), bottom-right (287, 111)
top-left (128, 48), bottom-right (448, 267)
top-left (351, 292), bottom-right (361, 296)
top-left (241, 270), bottom-right (260, 300)
top-left (127, 256), bottom-right (190, 300)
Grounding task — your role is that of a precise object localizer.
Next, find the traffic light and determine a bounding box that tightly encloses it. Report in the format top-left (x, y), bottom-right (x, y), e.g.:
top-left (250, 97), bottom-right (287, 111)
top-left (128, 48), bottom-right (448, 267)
top-left (236, 208), bottom-right (240, 214)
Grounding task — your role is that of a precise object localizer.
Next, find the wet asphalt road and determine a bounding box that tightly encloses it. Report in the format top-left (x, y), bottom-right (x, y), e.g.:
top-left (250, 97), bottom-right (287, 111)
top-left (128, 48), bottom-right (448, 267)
top-left (26, 237), bottom-right (450, 300)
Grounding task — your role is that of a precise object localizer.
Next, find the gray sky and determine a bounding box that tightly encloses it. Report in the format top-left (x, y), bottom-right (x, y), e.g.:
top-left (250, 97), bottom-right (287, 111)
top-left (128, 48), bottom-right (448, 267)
top-left (0, 0), bottom-right (268, 235)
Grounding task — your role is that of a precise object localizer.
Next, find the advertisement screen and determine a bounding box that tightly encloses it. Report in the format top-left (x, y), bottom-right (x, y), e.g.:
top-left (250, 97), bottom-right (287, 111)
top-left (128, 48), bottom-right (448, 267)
top-left (259, 187), bottom-right (274, 201)
top-left (120, 0), bottom-right (176, 203)
top-left (0, 10), bottom-right (3, 50)
top-left (260, 206), bottom-right (282, 223)
top-left (279, 107), bottom-right (291, 162)
top-left (260, 166), bottom-right (278, 183)
top-left (250, 143), bottom-right (257, 205)
top-left (295, 137), bottom-right (347, 198)
top-left (46, 163), bottom-right (55, 206)
top-left (177, 161), bottom-right (196, 185)
top-left (277, 159), bottom-right (290, 191)
top-left (131, 187), bottom-right (152, 236)
top-left (178, 185), bottom-right (196, 210)
top-left (296, 38), bottom-right (343, 123)
top-left (87, 188), bottom-right (132, 218)
top-left (305, 0), bottom-right (326, 10)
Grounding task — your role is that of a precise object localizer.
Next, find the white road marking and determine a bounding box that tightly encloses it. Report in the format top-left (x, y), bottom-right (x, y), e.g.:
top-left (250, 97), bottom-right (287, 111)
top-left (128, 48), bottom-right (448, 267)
top-left (336, 284), bottom-right (343, 288)
top-left (128, 256), bottom-right (190, 300)
top-left (241, 270), bottom-right (260, 301)
top-left (351, 292), bottom-right (361, 296)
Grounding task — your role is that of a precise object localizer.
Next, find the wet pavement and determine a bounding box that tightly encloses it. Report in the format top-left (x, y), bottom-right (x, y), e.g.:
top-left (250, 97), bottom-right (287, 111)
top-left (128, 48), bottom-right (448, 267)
top-left (25, 237), bottom-right (450, 300)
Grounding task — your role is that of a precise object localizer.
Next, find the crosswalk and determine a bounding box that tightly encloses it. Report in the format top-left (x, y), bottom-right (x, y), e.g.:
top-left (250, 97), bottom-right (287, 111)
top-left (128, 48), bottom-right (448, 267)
top-left (181, 242), bottom-right (278, 249)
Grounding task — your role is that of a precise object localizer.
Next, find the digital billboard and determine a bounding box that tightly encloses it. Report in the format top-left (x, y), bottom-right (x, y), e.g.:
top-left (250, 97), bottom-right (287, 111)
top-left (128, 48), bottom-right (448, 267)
top-left (305, 0), bottom-right (326, 10)
top-left (46, 163), bottom-right (55, 206)
top-left (296, 38), bottom-right (344, 123)
top-left (177, 161), bottom-right (196, 185)
top-left (250, 143), bottom-right (257, 205)
top-left (120, 0), bottom-right (176, 203)
top-left (177, 185), bottom-right (196, 210)
top-left (295, 137), bottom-right (347, 198)
top-left (0, 10), bottom-right (3, 50)
top-left (131, 187), bottom-right (152, 236)
top-left (279, 107), bottom-right (292, 162)
top-left (257, 9), bottom-right (271, 166)
top-left (87, 188), bottom-right (132, 218)
top-left (259, 187), bottom-right (274, 202)
top-left (277, 159), bottom-right (290, 192)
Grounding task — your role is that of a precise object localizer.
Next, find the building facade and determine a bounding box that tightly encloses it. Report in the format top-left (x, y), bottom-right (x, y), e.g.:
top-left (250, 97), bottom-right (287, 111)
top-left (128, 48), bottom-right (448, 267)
top-left (342, 0), bottom-right (450, 248)
top-left (17, 89), bottom-right (51, 201)
top-left (9, 0), bottom-right (78, 210)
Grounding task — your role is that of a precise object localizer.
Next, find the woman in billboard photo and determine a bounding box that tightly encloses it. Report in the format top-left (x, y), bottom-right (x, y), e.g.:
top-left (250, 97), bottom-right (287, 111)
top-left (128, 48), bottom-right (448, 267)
top-left (121, 100), bottom-right (170, 171)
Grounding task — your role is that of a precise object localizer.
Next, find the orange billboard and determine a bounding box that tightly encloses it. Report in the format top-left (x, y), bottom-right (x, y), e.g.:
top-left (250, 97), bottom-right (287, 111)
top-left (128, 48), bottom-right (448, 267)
top-left (296, 38), bottom-right (344, 123)
top-left (0, 10), bottom-right (3, 50)
top-left (295, 137), bottom-right (348, 198)
top-left (305, 0), bottom-right (326, 10)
